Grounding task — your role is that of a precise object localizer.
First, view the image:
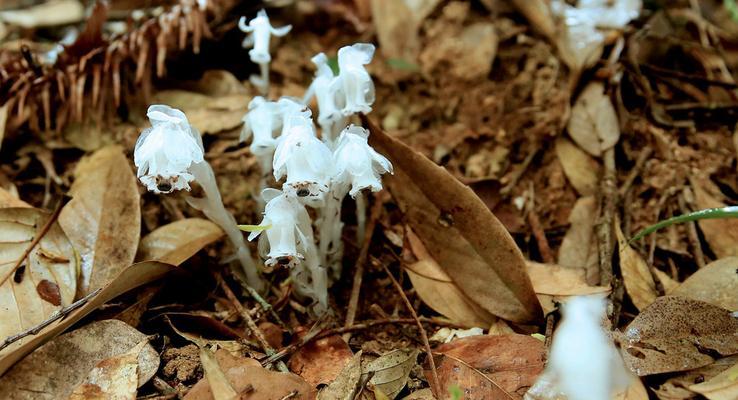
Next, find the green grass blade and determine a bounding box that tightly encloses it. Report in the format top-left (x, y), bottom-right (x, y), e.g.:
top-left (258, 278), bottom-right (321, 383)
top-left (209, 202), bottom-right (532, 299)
top-left (237, 224), bottom-right (271, 232)
top-left (629, 206), bottom-right (738, 243)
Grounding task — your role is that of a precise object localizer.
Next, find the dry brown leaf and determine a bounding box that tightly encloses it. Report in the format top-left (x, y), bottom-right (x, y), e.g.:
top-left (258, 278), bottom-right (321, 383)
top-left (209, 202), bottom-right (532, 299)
top-left (289, 334), bottom-right (354, 387)
top-left (620, 296), bottom-right (738, 376)
top-left (67, 340), bottom-right (148, 400)
top-left (0, 261), bottom-right (176, 376)
top-left (433, 335), bottom-right (545, 399)
top-left (692, 182), bottom-right (738, 258)
top-left (557, 195), bottom-right (599, 283)
top-left (151, 90), bottom-right (248, 135)
top-left (419, 22), bottom-right (498, 81)
top-left (614, 376), bottom-right (650, 400)
top-left (0, 0), bottom-right (84, 28)
top-left (0, 187), bottom-right (29, 208)
top-left (0, 319), bottom-right (159, 400)
top-left (0, 103), bottom-right (7, 152)
top-left (689, 360), bottom-right (738, 400)
top-left (318, 350), bottom-right (363, 400)
top-left (615, 221), bottom-right (658, 311)
top-left (405, 229), bottom-right (497, 328)
top-left (526, 261), bottom-right (610, 296)
top-left (59, 145), bottom-right (140, 295)
top-left (671, 257), bottom-right (738, 310)
top-left (365, 116), bottom-right (542, 324)
top-left (654, 355), bottom-right (738, 400)
top-left (567, 82), bottom-right (620, 157)
top-left (652, 268), bottom-right (680, 295)
top-left (137, 218), bottom-right (223, 265)
top-left (509, 0), bottom-right (557, 43)
top-left (200, 347), bottom-right (237, 400)
top-left (555, 137), bottom-right (601, 196)
top-left (0, 207), bottom-right (78, 359)
top-left (402, 388), bottom-right (436, 400)
top-left (364, 349), bottom-right (419, 399)
top-left (371, 0), bottom-right (420, 62)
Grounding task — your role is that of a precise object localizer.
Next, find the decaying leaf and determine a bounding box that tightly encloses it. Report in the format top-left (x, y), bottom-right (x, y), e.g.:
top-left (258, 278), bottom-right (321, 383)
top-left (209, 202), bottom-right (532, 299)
top-left (615, 221), bottom-right (658, 311)
top-left (555, 137), bottom-right (601, 196)
top-left (654, 355), bottom-right (738, 400)
top-left (692, 182), bottom-right (738, 258)
top-left (0, 187), bottom-right (29, 208)
top-left (689, 359), bottom-right (738, 400)
top-left (671, 257), bottom-right (738, 311)
top-left (557, 195), bottom-right (599, 283)
top-left (433, 334), bottom-right (545, 399)
top-left (526, 261), bottom-right (610, 296)
top-left (318, 350), bottom-right (364, 400)
top-left (0, 320), bottom-right (159, 400)
top-left (371, 0), bottom-right (420, 63)
top-left (419, 21), bottom-right (498, 81)
top-left (151, 90), bottom-right (249, 135)
top-left (67, 340), bottom-right (148, 400)
top-left (289, 334), bottom-right (354, 387)
top-left (364, 349), bottom-right (419, 399)
top-left (0, 261), bottom-right (176, 376)
top-left (567, 82), bottom-right (620, 157)
top-left (59, 145), bottom-right (140, 295)
top-left (0, 0), bottom-right (84, 28)
top-left (620, 296), bottom-right (738, 376)
top-left (0, 207), bottom-right (78, 359)
top-left (405, 229), bottom-right (497, 328)
top-left (365, 116), bottom-right (542, 324)
top-left (137, 218), bottom-right (224, 265)
top-left (200, 347), bottom-right (237, 400)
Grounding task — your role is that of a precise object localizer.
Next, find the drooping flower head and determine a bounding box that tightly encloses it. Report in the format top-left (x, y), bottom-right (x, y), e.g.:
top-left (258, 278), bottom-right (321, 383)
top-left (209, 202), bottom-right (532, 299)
top-left (238, 9), bottom-right (292, 64)
top-left (277, 97), bottom-right (312, 136)
top-left (336, 43), bottom-right (375, 115)
top-left (273, 118), bottom-right (333, 201)
top-left (333, 125), bottom-right (392, 197)
top-left (304, 53), bottom-right (345, 139)
top-left (241, 96), bottom-right (282, 156)
top-left (134, 105), bottom-right (204, 194)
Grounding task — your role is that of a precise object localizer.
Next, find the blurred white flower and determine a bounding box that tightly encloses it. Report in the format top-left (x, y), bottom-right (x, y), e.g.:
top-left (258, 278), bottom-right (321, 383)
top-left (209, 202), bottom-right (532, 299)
top-left (333, 125), bottom-right (392, 197)
top-left (134, 105), bottom-right (204, 194)
top-left (238, 9), bottom-right (291, 64)
top-left (273, 119), bottom-right (333, 199)
top-left (240, 96), bottom-right (282, 156)
top-left (336, 43), bottom-right (375, 115)
top-left (249, 189), bottom-right (313, 268)
top-left (526, 296), bottom-right (631, 400)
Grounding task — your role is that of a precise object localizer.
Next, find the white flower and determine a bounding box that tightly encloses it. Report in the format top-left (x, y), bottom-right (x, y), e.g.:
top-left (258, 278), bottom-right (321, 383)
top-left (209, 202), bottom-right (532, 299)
top-left (240, 96), bottom-right (282, 156)
top-left (336, 43), bottom-right (375, 115)
top-left (134, 105), bottom-right (204, 194)
top-left (333, 125), bottom-right (392, 197)
top-left (526, 296), bottom-right (630, 400)
top-left (249, 189), bottom-right (313, 268)
top-left (277, 97), bottom-right (313, 136)
top-left (238, 9), bottom-right (291, 64)
top-left (273, 118), bottom-right (333, 199)
top-left (304, 53), bottom-right (344, 135)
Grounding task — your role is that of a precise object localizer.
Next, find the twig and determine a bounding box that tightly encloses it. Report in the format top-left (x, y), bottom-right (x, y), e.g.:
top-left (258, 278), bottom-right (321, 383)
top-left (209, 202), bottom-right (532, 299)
top-left (596, 148), bottom-right (619, 321)
top-left (343, 193), bottom-right (385, 340)
top-left (0, 195), bottom-right (70, 288)
top-left (543, 313), bottom-right (556, 359)
top-left (214, 272), bottom-right (289, 373)
top-left (377, 259), bottom-right (440, 398)
top-left (231, 270), bottom-right (290, 333)
top-left (618, 146), bottom-right (652, 198)
top-left (501, 144), bottom-right (540, 197)
top-left (526, 185), bottom-right (554, 263)
top-left (262, 317), bottom-right (462, 366)
top-left (0, 287), bottom-right (101, 352)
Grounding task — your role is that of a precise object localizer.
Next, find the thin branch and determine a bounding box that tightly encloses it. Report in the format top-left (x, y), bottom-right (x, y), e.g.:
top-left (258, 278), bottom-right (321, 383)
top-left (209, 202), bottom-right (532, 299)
top-left (0, 287), bottom-right (101, 352)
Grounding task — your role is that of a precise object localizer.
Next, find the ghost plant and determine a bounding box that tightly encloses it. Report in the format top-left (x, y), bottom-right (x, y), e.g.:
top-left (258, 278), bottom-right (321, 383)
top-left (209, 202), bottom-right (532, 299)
top-left (239, 9), bottom-right (291, 95)
top-left (303, 53), bottom-right (345, 145)
top-left (525, 296), bottom-right (631, 400)
top-left (135, 105), bottom-right (263, 290)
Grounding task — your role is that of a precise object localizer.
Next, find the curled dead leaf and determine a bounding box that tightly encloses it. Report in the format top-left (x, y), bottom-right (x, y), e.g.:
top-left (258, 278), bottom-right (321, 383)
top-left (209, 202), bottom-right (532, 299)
top-left (615, 221), bottom-right (657, 311)
top-left (671, 257), bottom-right (738, 310)
top-left (691, 182), bottom-right (738, 258)
top-left (365, 349), bottom-right (419, 399)
top-left (555, 137), bottom-right (601, 196)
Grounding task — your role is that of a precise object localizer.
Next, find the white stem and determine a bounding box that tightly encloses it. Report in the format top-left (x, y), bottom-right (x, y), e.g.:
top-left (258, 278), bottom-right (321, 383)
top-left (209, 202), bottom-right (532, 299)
top-left (356, 191), bottom-right (367, 244)
top-left (255, 153), bottom-right (273, 212)
top-left (188, 161), bottom-right (263, 291)
top-left (249, 62), bottom-right (270, 96)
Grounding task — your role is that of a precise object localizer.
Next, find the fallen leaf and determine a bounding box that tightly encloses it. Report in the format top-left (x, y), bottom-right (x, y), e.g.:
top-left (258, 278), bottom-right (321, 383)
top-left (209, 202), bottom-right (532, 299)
top-left (371, 0), bottom-right (420, 62)
top-left (67, 340), bottom-right (148, 400)
top-left (289, 334), bottom-right (354, 387)
top-left (567, 82), bottom-right (620, 157)
top-left (0, 320), bottom-right (159, 400)
top-left (0, 261), bottom-right (176, 376)
top-left (137, 218), bottom-right (223, 265)
top-left (433, 334), bottom-right (545, 399)
top-left (557, 195), bottom-right (599, 283)
top-left (510, 0), bottom-right (557, 44)
top-left (402, 388), bottom-right (436, 400)
top-left (419, 22), bottom-right (498, 81)
top-left (689, 359), bottom-right (738, 400)
top-left (692, 182), bottom-right (738, 258)
top-left (200, 347), bottom-right (237, 400)
top-left (614, 376), bottom-right (650, 400)
top-left (0, 207), bottom-right (78, 359)
top-left (0, 103), bottom-right (7, 152)
top-left (620, 296), bottom-right (738, 376)
top-left (365, 349), bottom-right (419, 399)
top-left (432, 353), bottom-right (515, 400)
top-left (555, 137), bottom-right (601, 196)
top-left (0, 187), bottom-right (29, 208)
top-left (318, 351), bottom-right (364, 400)
top-left (365, 116), bottom-right (542, 324)
top-left (405, 229), bottom-right (497, 328)
top-left (615, 221), bottom-right (658, 311)
top-left (151, 90), bottom-right (248, 135)
top-left (654, 355), bottom-right (738, 400)
top-left (671, 257), bottom-right (738, 310)
top-left (59, 145), bottom-right (140, 295)
top-left (526, 261), bottom-right (610, 296)
top-left (0, 0), bottom-right (84, 28)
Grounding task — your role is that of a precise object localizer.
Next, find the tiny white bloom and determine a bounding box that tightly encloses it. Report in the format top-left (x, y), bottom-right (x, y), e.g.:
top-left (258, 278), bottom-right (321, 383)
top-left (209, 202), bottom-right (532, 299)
top-left (134, 105), bottom-right (204, 194)
top-left (273, 119), bottom-right (333, 200)
top-left (238, 9), bottom-right (292, 64)
top-left (249, 189), bottom-right (313, 268)
top-left (304, 53), bottom-right (344, 137)
top-left (241, 96), bottom-right (282, 156)
top-left (333, 125), bottom-right (392, 197)
top-left (336, 43), bottom-right (375, 115)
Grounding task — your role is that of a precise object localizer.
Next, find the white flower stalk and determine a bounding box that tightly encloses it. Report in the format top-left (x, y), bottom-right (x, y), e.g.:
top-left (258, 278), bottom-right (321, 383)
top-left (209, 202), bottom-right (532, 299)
top-left (135, 105), bottom-right (263, 291)
top-left (239, 9), bottom-right (291, 95)
top-left (241, 96), bottom-right (283, 203)
top-left (134, 105), bottom-right (204, 194)
top-left (525, 296), bottom-right (630, 400)
top-left (303, 52), bottom-right (346, 145)
top-left (273, 117), bottom-right (333, 204)
top-left (336, 43), bottom-right (376, 116)
top-left (249, 189), bottom-right (328, 311)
